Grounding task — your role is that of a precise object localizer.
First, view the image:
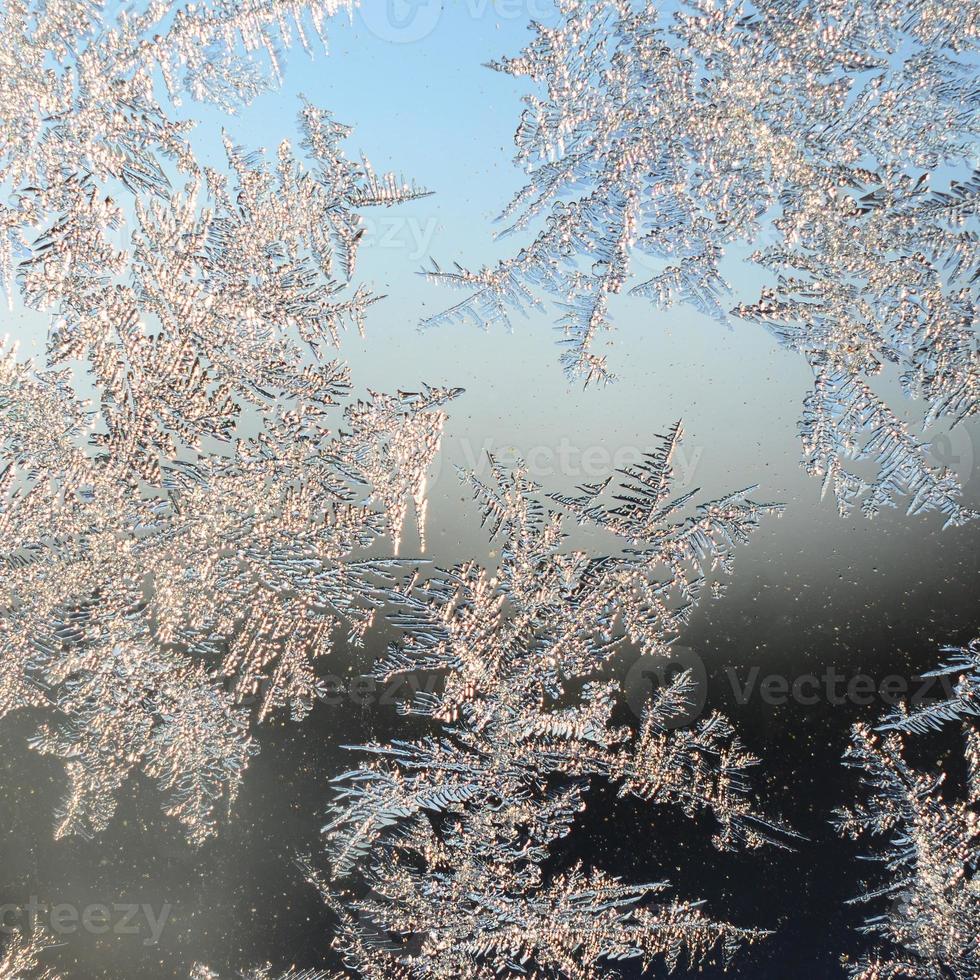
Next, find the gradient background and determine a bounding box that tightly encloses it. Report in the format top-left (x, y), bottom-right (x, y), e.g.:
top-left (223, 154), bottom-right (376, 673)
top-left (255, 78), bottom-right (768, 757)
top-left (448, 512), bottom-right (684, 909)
top-left (1, 3), bottom-right (978, 977)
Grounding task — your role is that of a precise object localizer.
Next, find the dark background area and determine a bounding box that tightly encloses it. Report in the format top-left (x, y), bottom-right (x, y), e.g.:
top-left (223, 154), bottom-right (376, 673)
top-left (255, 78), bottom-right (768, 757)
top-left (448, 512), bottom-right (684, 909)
top-left (1, 482), bottom-right (977, 979)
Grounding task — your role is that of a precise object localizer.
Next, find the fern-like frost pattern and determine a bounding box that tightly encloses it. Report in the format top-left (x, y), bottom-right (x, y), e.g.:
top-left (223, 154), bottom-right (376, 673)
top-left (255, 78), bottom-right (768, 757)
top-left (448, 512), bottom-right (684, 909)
top-left (426, 0), bottom-right (979, 523)
top-left (0, 0), bottom-right (455, 844)
top-left (314, 430), bottom-right (791, 977)
top-left (836, 639), bottom-right (980, 978)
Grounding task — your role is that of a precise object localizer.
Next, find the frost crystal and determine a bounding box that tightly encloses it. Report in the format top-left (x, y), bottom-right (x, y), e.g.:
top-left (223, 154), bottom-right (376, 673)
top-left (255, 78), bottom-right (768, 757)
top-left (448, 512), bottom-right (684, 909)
top-left (0, 932), bottom-right (57, 980)
top-left (0, 1), bottom-right (456, 844)
top-left (1, 238), bottom-right (455, 843)
top-left (0, 0), bottom-right (353, 292)
top-left (426, 0), bottom-right (979, 524)
top-left (835, 639), bottom-right (980, 979)
top-left (315, 430), bottom-right (791, 977)
top-left (191, 967), bottom-right (338, 980)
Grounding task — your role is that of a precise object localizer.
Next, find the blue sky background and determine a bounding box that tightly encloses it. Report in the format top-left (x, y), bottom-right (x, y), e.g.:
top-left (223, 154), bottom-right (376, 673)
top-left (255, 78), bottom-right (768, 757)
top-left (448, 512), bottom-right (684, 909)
top-left (196, 2), bottom-right (977, 567)
top-left (6, 0), bottom-right (976, 593)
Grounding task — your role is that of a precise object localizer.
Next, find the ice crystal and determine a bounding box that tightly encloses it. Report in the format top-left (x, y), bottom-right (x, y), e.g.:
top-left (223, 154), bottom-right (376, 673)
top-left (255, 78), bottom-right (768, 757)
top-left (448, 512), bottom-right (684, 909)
top-left (835, 638), bottom-right (980, 979)
top-left (426, 0), bottom-right (979, 524)
top-left (878, 638), bottom-right (980, 738)
top-left (191, 967), bottom-right (338, 980)
top-left (25, 104), bottom-right (431, 479)
top-left (315, 428), bottom-right (790, 977)
top-left (0, 931), bottom-right (57, 980)
top-left (0, 0), bottom-right (354, 293)
top-left (0, 327), bottom-right (456, 844)
top-left (0, 1), bottom-right (456, 844)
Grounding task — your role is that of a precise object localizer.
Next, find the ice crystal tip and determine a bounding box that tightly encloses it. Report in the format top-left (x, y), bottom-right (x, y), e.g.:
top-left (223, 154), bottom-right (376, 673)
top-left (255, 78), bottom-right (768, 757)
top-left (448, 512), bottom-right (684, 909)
top-left (0, 929), bottom-right (58, 980)
top-left (838, 637), bottom-right (980, 978)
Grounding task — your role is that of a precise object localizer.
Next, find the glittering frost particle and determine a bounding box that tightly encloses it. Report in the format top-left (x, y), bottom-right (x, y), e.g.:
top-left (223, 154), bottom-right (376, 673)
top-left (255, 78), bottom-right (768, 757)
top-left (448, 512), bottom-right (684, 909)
top-left (0, 930), bottom-right (58, 980)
